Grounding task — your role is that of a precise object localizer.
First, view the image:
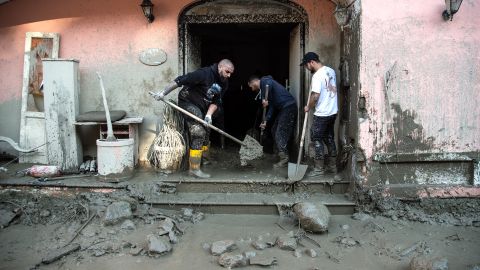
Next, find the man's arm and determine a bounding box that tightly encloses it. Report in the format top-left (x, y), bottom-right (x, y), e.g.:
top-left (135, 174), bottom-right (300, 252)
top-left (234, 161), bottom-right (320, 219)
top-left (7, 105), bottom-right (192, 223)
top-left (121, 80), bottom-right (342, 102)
top-left (304, 92), bottom-right (320, 112)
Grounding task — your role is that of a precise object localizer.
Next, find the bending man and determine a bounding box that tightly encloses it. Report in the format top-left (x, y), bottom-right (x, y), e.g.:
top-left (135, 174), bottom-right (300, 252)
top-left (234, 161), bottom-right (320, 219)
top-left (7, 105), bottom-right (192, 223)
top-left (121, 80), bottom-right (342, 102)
top-left (248, 75), bottom-right (297, 168)
top-left (154, 59), bottom-right (234, 178)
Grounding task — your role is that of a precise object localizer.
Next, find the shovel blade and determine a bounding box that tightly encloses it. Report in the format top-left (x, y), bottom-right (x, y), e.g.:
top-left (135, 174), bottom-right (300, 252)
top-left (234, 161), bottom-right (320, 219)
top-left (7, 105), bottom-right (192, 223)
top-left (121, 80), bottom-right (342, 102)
top-left (287, 162), bottom-right (308, 181)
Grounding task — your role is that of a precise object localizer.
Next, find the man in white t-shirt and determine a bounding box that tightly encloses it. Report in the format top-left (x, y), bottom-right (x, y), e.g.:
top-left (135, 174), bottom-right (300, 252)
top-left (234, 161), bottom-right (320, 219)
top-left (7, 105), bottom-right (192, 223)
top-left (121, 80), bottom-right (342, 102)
top-left (300, 52), bottom-right (338, 176)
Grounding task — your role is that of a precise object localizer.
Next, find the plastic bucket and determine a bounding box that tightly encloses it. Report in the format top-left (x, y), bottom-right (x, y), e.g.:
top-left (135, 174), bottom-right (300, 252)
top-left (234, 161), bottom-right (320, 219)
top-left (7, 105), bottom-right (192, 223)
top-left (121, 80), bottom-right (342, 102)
top-left (96, 138), bottom-right (134, 182)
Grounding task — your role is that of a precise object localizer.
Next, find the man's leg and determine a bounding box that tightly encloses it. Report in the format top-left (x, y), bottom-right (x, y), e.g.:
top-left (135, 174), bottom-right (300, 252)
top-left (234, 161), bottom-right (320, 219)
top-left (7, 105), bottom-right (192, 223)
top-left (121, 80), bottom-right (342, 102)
top-left (181, 102), bottom-right (210, 178)
top-left (323, 114), bottom-right (337, 173)
top-left (307, 115), bottom-right (329, 177)
top-left (273, 105), bottom-right (297, 168)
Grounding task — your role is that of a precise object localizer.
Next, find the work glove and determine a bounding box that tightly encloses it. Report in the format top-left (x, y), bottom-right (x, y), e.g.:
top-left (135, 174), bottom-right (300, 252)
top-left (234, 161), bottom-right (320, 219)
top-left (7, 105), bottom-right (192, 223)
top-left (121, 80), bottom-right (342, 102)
top-left (204, 115), bottom-right (212, 125)
top-left (153, 91), bottom-right (165, 101)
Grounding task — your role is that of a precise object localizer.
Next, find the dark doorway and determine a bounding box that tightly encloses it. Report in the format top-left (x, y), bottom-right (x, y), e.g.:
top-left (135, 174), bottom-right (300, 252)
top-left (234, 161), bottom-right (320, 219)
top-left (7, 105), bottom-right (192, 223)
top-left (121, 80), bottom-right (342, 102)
top-left (188, 23), bottom-right (296, 147)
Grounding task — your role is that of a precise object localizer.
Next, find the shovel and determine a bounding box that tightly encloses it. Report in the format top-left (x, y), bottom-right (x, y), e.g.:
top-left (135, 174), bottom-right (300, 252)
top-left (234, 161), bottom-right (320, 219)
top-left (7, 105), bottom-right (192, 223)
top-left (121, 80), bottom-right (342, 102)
top-left (148, 91), bottom-right (245, 146)
top-left (260, 84), bottom-right (270, 144)
top-left (287, 91), bottom-right (313, 182)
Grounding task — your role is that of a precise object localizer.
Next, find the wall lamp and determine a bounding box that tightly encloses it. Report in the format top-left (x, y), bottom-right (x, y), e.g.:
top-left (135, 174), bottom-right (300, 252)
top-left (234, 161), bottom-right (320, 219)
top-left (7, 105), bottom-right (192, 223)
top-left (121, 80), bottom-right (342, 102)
top-left (140, 0), bottom-right (155, 23)
top-left (442, 0), bottom-right (463, 21)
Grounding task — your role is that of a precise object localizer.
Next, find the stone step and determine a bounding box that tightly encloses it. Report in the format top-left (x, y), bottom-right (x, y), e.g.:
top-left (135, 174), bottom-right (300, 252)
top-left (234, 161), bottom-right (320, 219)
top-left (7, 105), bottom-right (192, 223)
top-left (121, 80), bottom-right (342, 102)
top-left (144, 192), bottom-right (355, 215)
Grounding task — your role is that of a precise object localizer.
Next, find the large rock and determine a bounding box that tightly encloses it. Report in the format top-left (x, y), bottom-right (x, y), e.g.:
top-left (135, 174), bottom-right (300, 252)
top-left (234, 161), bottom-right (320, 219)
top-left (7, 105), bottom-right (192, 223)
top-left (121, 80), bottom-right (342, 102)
top-left (410, 255), bottom-right (448, 270)
top-left (293, 202), bottom-right (331, 233)
top-left (0, 209), bottom-right (17, 228)
top-left (147, 234), bottom-right (172, 255)
top-left (104, 201), bottom-right (132, 225)
top-left (218, 252), bottom-right (248, 268)
top-left (211, 240), bottom-right (237, 256)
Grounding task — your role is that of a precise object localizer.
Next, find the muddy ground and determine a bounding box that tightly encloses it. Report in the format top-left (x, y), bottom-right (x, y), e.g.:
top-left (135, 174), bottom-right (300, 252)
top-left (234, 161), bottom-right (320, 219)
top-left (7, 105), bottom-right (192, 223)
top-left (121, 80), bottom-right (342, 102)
top-left (0, 189), bottom-right (479, 270)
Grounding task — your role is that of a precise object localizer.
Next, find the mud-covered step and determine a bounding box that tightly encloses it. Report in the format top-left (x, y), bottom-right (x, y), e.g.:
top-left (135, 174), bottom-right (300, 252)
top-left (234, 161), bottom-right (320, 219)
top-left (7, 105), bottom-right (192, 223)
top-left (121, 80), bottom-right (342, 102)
top-left (144, 192), bottom-right (355, 215)
top-left (161, 178), bottom-right (350, 194)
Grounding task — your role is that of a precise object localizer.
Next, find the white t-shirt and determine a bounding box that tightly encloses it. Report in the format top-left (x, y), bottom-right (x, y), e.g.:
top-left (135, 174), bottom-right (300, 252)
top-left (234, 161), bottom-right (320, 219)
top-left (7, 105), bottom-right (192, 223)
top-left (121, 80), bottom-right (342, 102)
top-left (311, 66), bottom-right (338, 117)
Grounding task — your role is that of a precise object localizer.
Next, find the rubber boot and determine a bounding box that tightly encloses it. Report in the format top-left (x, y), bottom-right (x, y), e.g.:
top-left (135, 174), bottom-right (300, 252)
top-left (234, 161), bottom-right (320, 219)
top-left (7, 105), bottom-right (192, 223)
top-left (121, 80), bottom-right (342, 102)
top-left (326, 156), bottom-right (337, 174)
top-left (273, 151), bottom-right (289, 168)
top-left (189, 149), bottom-right (211, 178)
top-left (202, 144), bottom-right (211, 166)
top-left (307, 159), bottom-right (326, 177)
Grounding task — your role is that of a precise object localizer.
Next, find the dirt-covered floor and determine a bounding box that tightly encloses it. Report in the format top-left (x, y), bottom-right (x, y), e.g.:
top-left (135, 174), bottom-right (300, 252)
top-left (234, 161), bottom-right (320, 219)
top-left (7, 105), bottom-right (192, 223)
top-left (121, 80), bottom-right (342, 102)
top-left (0, 189), bottom-right (479, 270)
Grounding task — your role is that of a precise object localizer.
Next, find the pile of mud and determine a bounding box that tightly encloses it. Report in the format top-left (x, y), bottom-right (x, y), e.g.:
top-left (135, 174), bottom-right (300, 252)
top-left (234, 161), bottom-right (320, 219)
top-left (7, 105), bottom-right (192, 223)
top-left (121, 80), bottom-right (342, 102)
top-left (239, 135), bottom-right (263, 166)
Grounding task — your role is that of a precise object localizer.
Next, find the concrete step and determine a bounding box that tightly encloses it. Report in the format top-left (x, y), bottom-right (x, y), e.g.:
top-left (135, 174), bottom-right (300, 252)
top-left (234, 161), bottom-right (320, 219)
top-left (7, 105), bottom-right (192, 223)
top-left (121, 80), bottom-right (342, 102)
top-left (145, 192), bottom-right (355, 215)
top-left (161, 178), bottom-right (350, 194)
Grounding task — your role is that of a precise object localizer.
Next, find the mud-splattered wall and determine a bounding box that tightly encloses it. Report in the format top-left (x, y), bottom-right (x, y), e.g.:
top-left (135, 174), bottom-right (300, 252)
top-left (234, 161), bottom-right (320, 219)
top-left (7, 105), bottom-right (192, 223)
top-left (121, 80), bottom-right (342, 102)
top-left (357, 0), bottom-right (480, 188)
top-left (0, 0), bottom-right (340, 162)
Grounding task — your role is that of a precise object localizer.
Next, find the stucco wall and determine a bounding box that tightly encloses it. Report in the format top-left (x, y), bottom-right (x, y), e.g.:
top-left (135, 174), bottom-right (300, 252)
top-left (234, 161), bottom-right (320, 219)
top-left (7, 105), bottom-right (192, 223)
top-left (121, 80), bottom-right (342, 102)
top-left (358, 0), bottom-right (480, 159)
top-left (357, 0), bottom-right (480, 185)
top-left (0, 0), bottom-right (340, 162)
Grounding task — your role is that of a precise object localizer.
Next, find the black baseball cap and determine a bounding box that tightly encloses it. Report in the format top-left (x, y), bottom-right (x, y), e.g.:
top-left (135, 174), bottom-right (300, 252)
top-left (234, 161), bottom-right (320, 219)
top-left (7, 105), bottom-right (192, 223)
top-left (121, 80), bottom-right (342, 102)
top-left (300, 52), bottom-right (319, 66)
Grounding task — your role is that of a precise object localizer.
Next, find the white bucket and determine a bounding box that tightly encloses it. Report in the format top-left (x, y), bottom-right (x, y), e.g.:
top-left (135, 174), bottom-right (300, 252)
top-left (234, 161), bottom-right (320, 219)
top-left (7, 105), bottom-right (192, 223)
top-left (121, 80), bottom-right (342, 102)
top-left (96, 138), bottom-right (134, 182)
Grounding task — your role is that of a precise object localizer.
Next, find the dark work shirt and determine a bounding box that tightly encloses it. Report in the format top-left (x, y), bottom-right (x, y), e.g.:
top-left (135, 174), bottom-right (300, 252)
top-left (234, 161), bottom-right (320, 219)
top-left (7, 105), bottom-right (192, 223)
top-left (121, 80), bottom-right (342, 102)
top-left (175, 64), bottom-right (228, 114)
top-left (258, 76), bottom-right (296, 122)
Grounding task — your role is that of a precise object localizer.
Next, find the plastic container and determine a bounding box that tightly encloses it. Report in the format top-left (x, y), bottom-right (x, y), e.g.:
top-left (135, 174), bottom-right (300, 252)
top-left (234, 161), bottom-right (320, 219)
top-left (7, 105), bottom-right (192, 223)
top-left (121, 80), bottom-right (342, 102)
top-left (96, 139), bottom-right (134, 182)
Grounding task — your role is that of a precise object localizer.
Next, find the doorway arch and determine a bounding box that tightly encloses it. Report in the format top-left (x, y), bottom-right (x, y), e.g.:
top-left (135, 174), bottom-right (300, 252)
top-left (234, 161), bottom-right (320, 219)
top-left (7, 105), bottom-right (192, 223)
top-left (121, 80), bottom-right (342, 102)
top-left (178, 0), bottom-right (308, 145)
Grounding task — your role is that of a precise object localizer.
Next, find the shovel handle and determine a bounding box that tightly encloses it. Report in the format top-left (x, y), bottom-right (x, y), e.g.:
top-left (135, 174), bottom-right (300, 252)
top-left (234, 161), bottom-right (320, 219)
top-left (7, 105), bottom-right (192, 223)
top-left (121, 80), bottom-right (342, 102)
top-left (149, 92), bottom-right (245, 146)
top-left (296, 89), bottom-right (313, 170)
top-left (260, 85), bottom-right (270, 138)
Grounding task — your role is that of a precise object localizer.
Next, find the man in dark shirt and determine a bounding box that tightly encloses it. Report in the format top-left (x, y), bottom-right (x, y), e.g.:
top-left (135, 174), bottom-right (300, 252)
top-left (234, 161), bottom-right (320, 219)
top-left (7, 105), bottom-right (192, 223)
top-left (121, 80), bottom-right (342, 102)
top-left (154, 59), bottom-right (234, 178)
top-left (248, 75), bottom-right (297, 168)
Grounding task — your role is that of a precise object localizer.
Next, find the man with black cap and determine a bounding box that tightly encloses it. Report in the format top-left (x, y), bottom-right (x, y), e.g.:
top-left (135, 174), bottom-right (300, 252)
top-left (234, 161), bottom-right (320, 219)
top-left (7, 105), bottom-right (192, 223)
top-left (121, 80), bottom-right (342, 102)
top-left (300, 52), bottom-right (338, 176)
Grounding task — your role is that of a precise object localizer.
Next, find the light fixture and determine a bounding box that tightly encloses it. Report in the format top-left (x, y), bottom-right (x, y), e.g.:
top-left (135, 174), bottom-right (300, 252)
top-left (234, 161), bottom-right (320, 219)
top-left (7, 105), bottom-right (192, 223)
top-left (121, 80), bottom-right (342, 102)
top-left (442, 0), bottom-right (463, 21)
top-left (333, 6), bottom-right (350, 31)
top-left (140, 0), bottom-right (155, 23)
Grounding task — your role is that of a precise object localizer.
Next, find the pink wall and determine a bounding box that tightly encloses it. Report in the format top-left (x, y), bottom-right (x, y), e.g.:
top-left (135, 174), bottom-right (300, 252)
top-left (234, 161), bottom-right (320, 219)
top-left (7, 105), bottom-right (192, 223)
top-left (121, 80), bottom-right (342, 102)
top-left (358, 0), bottom-right (480, 163)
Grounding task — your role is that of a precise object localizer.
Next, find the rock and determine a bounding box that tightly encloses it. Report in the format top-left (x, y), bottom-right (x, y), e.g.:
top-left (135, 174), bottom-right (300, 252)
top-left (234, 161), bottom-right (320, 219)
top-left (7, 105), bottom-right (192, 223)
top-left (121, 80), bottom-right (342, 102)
top-left (252, 240), bottom-right (268, 250)
top-left (218, 252), bottom-right (248, 268)
top-left (41, 244), bottom-right (81, 264)
top-left (341, 224), bottom-right (350, 230)
top-left (0, 209), bottom-right (18, 228)
top-left (121, 220), bottom-right (136, 230)
top-left (352, 212), bottom-right (371, 221)
top-left (129, 247), bottom-right (143, 256)
top-left (305, 248), bottom-right (318, 258)
top-left (147, 234), bottom-right (172, 255)
top-left (249, 255), bottom-right (277, 266)
top-left (158, 218), bottom-right (174, 232)
top-left (40, 209), bottom-right (51, 218)
top-left (293, 202), bottom-right (331, 233)
top-left (181, 208), bottom-right (193, 218)
top-left (168, 231), bottom-right (178, 244)
top-left (410, 255), bottom-right (448, 270)
top-left (276, 232), bottom-right (297, 251)
top-left (211, 240), bottom-right (237, 256)
top-left (104, 201), bottom-right (132, 225)
top-left (243, 251), bottom-right (256, 259)
top-left (294, 249), bottom-right (302, 258)
top-left (192, 212), bottom-right (205, 224)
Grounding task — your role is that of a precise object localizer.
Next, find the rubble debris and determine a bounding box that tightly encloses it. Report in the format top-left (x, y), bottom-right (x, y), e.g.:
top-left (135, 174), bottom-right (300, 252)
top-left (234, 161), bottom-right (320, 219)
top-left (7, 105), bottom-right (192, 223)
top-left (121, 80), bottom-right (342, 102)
top-left (249, 255), bottom-right (277, 266)
top-left (181, 208), bottom-right (193, 218)
top-left (127, 183), bottom-right (176, 201)
top-left (104, 201), bottom-right (132, 225)
top-left (120, 219), bottom-right (136, 230)
top-left (333, 234), bottom-right (360, 248)
top-left (41, 243), bottom-right (81, 264)
top-left (239, 135), bottom-right (264, 166)
top-left (168, 231), bottom-right (178, 244)
top-left (0, 209), bottom-right (19, 228)
top-left (293, 202), bottom-right (331, 233)
top-left (129, 247), bottom-right (143, 256)
top-left (305, 248), bottom-right (318, 258)
top-left (192, 212), bottom-right (205, 224)
top-left (251, 240), bottom-right (268, 250)
top-left (409, 255), bottom-right (448, 270)
top-left (211, 240), bottom-right (237, 256)
top-left (147, 234), bottom-right (172, 255)
top-left (400, 241), bottom-right (425, 257)
top-left (39, 209), bottom-right (51, 218)
top-left (276, 231), bottom-right (298, 251)
top-left (218, 252), bottom-right (248, 268)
